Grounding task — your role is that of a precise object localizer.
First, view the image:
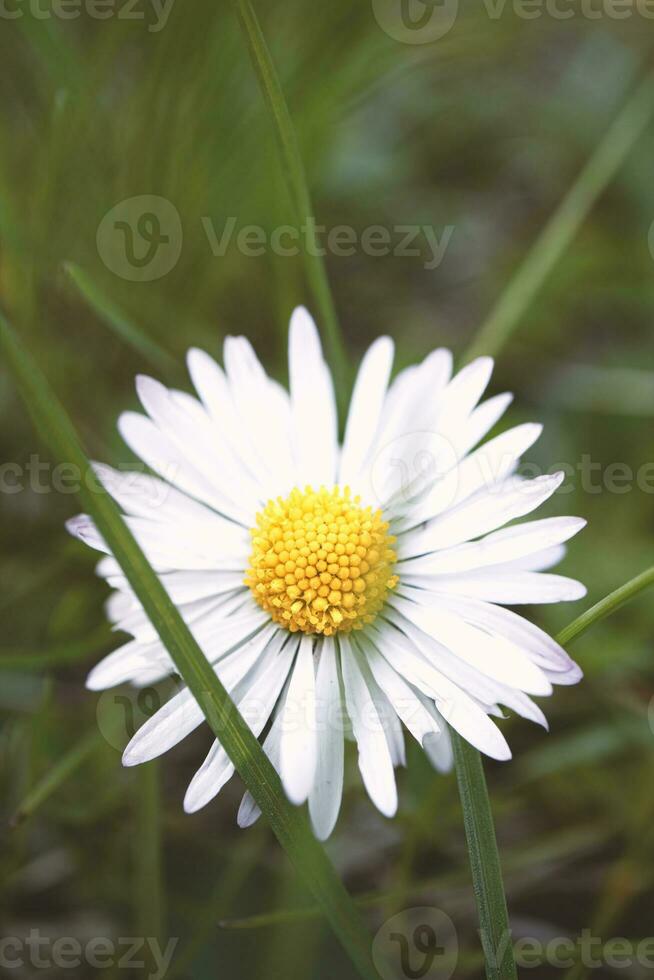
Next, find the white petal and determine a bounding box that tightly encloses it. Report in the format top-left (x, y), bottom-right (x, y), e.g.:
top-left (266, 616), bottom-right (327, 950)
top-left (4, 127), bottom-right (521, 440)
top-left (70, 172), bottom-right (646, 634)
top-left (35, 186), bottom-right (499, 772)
top-left (134, 374), bottom-right (260, 520)
top-left (339, 636), bottom-right (397, 817)
top-left (392, 594), bottom-right (552, 695)
top-left (401, 471), bottom-right (565, 556)
top-left (358, 636), bottom-right (440, 746)
top-left (86, 640), bottom-right (153, 691)
top-left (117, 411), bottom-right (247, 523)
top-left (370, 620), bottom-right (511, 761)
top-left (223, 336), bottom-right (295, 496)
top-left (359, 349), bottom-right (453, 505)
top-left (288, 307), bottom-right (338, 487)
top-left (399, 422), bottom-right (543, 531)
top-left (339, 336), bottom-right (393, 487)
top-left (103, 567), bottom-right (246, 607)
top-left (308, 640), bottom-right (345, 841)
top-left (183, 634), bottom-right (297, 812)
top-left (510, 544), bottom-right (567, 571)
top-left (457, 391), bottom-right (513, 457)
top-left (237, 717), bottom-right (284, 829)
top-left (423, 729), bottom-right (454, 772)
top-left (279, 635), bottom-right (318, 805)
top-left (399, 516), bottom-right (585, 576)
top-left (415, 570), bottom-right (587, 604)
top-left (121, 625), bottom-right (275, 765)
top-left (436, 356), bottom-right (494, 445)
top-left (93, 462), bottom-right (234, 525)
top-left (186, 347), bottom-right (268, 488)
top-left (68, 508), bottom-right (248, 573)
top-left (431, 594), bottom-right (581, 676)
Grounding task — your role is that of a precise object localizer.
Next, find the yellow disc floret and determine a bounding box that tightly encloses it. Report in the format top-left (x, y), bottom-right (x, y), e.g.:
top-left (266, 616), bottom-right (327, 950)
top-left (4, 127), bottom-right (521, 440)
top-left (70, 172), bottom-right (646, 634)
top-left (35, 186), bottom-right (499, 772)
top-left (245, 486), bottom-right (399, 636)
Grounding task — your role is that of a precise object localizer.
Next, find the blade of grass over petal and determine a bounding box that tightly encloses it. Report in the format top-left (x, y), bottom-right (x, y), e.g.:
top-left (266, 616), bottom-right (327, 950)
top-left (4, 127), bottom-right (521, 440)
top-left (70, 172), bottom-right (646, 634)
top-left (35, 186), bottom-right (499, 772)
top-left (0, 313), bottom-right (379, 980)
top-left (451, 731), bottom-right (518, 980)
top-left (465, 68), bottom-right (654, 362)
top-left (63, 262), bottom-right (177, 375)
top-left (231, 0), bottom-right (349, 407)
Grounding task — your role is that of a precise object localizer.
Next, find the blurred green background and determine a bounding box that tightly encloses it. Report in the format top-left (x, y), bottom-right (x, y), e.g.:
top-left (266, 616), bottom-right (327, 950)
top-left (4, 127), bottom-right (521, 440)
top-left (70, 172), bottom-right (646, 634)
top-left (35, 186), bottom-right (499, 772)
top-left (1, 2), bottom-right (654, 978)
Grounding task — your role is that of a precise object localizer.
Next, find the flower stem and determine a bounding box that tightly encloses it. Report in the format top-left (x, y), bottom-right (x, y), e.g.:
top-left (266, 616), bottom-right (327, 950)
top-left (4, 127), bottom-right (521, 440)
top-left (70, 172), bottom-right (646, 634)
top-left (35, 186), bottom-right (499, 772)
top-left (451, 731), bottom-right (518, 980)
top-left (231, 0), bottom-right (349, 409)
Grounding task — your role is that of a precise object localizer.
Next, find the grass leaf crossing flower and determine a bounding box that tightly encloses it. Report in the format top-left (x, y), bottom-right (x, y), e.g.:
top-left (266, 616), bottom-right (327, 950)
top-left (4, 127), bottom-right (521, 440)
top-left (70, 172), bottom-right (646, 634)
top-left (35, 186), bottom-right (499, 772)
top-left (68, 308), bottom-right (586, 838)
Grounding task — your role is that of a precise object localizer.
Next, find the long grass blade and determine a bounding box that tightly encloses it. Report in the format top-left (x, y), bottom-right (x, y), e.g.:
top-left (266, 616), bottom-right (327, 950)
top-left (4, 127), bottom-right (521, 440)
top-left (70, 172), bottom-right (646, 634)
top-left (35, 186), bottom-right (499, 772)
top-left (0, 626), bottom-right (112, 671)
top-left (556, 564), bottom-right (654, 647)
top-left (465, 69), bottom-right (654, 362)
top-left (9, 728), bottom-right (102, 828)
top-left (63, 262), bottom-right (177, 374)
top-left (231, 0), bottom-right (349, 405)
top-left (0, 313), bottom-right (379, 980)
top-left (136, 762), bottom-right (165, 953)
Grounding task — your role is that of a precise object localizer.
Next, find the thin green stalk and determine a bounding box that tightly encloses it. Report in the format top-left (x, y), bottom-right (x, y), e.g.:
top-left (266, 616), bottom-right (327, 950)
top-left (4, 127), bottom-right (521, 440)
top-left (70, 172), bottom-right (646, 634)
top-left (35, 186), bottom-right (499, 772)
top-left (0, 626), bottom-right (112, 671)
top-left (220, 825), bottom-right (604, 930)
top-left (63, 262), bottom-right (177, 375)
top-left (167, 833), bottom-right (266, 980)
top-left (9, 728), bottom-right (102, 828)
top-left (465, 69), bottom-right (654, 362)
top-left (0, 313), bottom-right (379, 980)
top-left (231, 0), bottom-right (349, 406)
top-left (136, 762), bottom-right (164, 946)
top-left (451, 732), bottom-right (518, 980)
top-left (556, 564), bottom-right (654, 647)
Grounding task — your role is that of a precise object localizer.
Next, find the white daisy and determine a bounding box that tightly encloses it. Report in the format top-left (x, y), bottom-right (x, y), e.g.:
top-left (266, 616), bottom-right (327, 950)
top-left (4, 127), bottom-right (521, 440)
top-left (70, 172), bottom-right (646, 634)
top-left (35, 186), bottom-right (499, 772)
top-left (68, 307), bottom-right (585, 839)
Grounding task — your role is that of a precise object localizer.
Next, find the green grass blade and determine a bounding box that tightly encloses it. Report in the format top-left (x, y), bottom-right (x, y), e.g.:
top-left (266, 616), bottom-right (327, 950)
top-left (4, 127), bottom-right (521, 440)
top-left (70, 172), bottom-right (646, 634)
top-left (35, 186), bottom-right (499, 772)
top-left (0, 313), bottom-right (379, 980)
top-left (556, 564), bottom-right (654, 647)
top-left (136, 762), bottom-right (165, 950)
top-left (465, 69), bottom-right (654, 362)
top-left (63, 262), bottom-right (177, 374)
top-left (219, 825), bottom-right (604, 930)
top-left (9, 728), bottom-right (102, 828)
top-left (0, 626), bottom-right (112, 671)
top-left (231, 0), bottom-right (349, 407)
top-left (451, 732), bottom-right (518, 980)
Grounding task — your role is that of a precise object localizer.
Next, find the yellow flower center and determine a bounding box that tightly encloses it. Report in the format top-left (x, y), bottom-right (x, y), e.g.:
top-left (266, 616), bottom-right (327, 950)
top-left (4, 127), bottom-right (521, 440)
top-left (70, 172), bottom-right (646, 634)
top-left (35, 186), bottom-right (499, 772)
top-left (245, 486), bottom-right (399, 636)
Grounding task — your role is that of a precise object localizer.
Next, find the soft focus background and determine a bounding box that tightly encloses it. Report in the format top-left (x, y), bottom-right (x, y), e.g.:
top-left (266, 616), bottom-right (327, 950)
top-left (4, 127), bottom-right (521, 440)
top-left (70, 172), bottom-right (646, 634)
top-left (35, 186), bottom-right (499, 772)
top-left (1, 3), bottom-right (654, 978)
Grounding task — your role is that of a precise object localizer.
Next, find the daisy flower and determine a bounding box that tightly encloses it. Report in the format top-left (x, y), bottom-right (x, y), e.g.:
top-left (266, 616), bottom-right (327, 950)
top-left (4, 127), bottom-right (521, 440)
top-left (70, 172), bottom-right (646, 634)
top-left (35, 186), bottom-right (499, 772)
top-left (68, 308), bottom-right (585, 839)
